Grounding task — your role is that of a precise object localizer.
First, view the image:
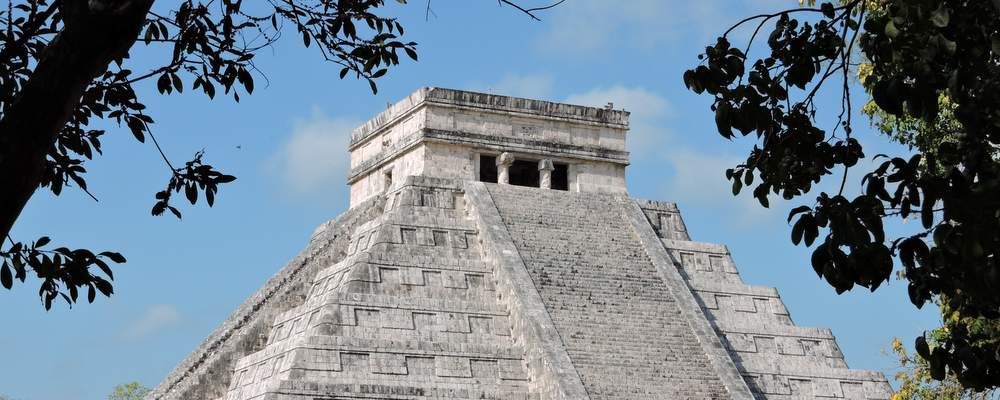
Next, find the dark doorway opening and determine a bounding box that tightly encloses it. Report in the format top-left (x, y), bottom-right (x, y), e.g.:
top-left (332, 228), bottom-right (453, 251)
top-left (479, 155), bottom-right (497, 183)
top-left (509, 160), bottom-right (540, 187)
top-left (552, 163), bottom-right (568, 191)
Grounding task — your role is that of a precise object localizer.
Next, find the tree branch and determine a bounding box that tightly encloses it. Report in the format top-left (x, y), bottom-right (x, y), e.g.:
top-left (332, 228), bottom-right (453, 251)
top-left (496, 0), bottom-right (565, 21)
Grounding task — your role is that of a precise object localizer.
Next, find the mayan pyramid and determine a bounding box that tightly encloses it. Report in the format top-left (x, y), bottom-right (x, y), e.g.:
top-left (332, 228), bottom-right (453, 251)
top-left (148, 87), bottom-right (894, 400)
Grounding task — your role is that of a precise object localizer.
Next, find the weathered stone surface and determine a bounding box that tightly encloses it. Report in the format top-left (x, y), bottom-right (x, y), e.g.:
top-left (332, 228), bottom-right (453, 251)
top-left (347, 87), bottom-right (630, 206)
top-left (150, 88), bottom-right (892, 400)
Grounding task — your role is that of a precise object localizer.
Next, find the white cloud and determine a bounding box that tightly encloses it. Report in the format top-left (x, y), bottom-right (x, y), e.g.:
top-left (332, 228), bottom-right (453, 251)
top-left (564, 85), bottom-right (670, 118)
top-left (267, 110), bottom-right (359, 196)
top-left (122, 304), bottom-right (181, 340)
top-left (564, 85), bottom-right (671, 159)
top-left (474, 74), bottom-right (555, 99)
top-left (661, 148), bottom-right (789, 226)
top-left (535, 1), bottom-right (735, 56)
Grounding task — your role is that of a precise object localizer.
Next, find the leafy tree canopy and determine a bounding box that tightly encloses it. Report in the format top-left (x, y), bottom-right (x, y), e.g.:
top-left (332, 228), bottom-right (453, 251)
top-left (891, 332), bottom-right (999, 399)
top-left (0, 0), bottom-right (553, 310)
top-left (686, 0), bottom-right (1000, 390)
top-left (109, 382), bottom-right (151, 400)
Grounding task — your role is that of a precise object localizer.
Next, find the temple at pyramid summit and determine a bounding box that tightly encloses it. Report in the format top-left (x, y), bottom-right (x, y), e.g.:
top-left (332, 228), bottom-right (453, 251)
top-left (148, 87), bottom-right (893, 400)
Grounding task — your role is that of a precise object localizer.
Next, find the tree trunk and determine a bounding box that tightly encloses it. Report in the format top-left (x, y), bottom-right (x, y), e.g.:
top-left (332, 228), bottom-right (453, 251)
top-left (0, 0), bottom-right (154, 240)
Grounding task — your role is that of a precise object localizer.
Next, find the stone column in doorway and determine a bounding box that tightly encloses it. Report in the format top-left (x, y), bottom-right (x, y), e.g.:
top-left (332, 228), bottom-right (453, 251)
top-left (538, 159), bottom-right (554, 189)
top-left (497, 152), bottom-right (515, 185)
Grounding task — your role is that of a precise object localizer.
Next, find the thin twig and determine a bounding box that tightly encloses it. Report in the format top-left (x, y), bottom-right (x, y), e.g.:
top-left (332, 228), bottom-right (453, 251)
top-left (137, 112), bottom-right (176, 171)
top-left (497, 0), bottom-right (565, 21)
top-left (424, 0), bottom-right (436, 21)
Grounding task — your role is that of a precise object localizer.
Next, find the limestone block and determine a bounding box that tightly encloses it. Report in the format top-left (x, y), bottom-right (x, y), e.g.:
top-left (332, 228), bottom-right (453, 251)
top-left (435, 356), bottom-right (472, 377)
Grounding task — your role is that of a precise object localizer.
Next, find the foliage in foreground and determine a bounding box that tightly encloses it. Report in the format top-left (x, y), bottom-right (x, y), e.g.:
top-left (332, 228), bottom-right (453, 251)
top-left (0, 0), bottom-right (555, 309)
top-left (891, 334), bottom-right (999, 400)
top-left (685, 0), bottom-right (1000, 389)
top-left (109, 382), bottom-right (151, 400)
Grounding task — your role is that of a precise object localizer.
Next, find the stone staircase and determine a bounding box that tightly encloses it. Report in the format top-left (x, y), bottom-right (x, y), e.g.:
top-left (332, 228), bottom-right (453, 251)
top-left (484, 184), bottom-right (733, 400)
top-left (636, 200), bottom-right (893, 399)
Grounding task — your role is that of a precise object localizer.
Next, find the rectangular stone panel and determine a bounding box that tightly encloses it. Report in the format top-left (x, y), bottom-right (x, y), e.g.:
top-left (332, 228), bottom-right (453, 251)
top-left (789, 378), bottom-right (812, 395)
top-left (422, 270), bottom-right (442, 287)
top-left (341, 352), bottom-right (370, 373)
top-left (371, 353), bottom-right (408, 375)
top-left (412, 312), bottom-right (437, 331)
top-left (469, 315), bottom-right (493, 334)
top-left (754, 336), bottom-right (777, 353)
top-left (355, 308), bottom-right (381, 327)
top-left (452, 231), bottom-right (468, 248)
top-left (842, 381), bottom-right (865, 398)
top-left (401, 267), bottom-right (424, 285)
top-left (381, 308), bottom-right (414, 329)
top-left (814, 378), bottom-right (844, 397)
top-left (435, 356), bottom-right (472, 377)
top-left (400, 227), bottom-right (417, 244)
top-left (753, 298), bottom-right (772, 314)
top-left (405, 356), bottom-right (435, 376)
top-left (471, 359), bottom-right (499, 379)
top-left (417, 228), bottom-right (435, 246)
top-left (422, 192), bottom-right (436, 208)
top-left (432, 230), bottom-right (448, 246)
top-left (289, 317), bottom-right (304, 335)
top-left (310, 349), bottom-right (342, 371)
top-left (444, 313), bottom-right (471, 333)
top-left (498, 359), bottom-right (528, 381)
top-left (379, 267), bottom-right (401, 285)
top-left (493, 316), bottom-right (512, 336)
top-left (443, 270), bottom-right (468, 288)
top-left (708, 255), bottom-right (724, 272)
top-left (466, 273), bottom-right (485, 289)
top-left (777, 337), bottom-right (805, 356)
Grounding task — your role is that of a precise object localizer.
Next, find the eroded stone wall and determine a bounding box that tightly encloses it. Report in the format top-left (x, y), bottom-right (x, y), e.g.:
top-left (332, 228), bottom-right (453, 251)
top-left (147, 197), bottom-right (385, 400)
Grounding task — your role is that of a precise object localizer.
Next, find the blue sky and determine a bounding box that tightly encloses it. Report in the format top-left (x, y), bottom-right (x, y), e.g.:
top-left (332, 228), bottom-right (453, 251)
top-left (1, 1), bottom-right (938, 398)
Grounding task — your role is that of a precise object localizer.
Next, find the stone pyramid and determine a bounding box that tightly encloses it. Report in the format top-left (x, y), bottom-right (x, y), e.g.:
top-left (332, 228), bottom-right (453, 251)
top-left (148, 88), bottom-right (893, 400)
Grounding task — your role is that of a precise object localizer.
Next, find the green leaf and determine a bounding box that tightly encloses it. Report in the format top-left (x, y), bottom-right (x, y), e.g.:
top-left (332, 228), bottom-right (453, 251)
top-left (715, 102), bottom-right (734, 138)
top-left (885, 20), bottom-right (900, 38)
top-left (803, 216), bottom-right (819, 246)
top-left (820, 2), bottom-right (835, 19)
top-left (100, 251), bottom-right (127, 264)
top-left (185, 183), bottom-right (197, 204)
top-left (94, 278), bottom-right (114, 297)
top-left (171, 73), bottom-right (183, 93)
top-left (1, 262), bottom-right (12, 289)
top-left (215, 174), bottom-right (236, 184)
top-left (237, 68), bottom-right (254, 94)
top-left (811, 243), bottom-right (829, 277)
top-left (791, 218), bottom-right (805, 245)
top-left (787, 206), bottom-right (811, 223)
top-left (930, 4), bottom-right (950, 28)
